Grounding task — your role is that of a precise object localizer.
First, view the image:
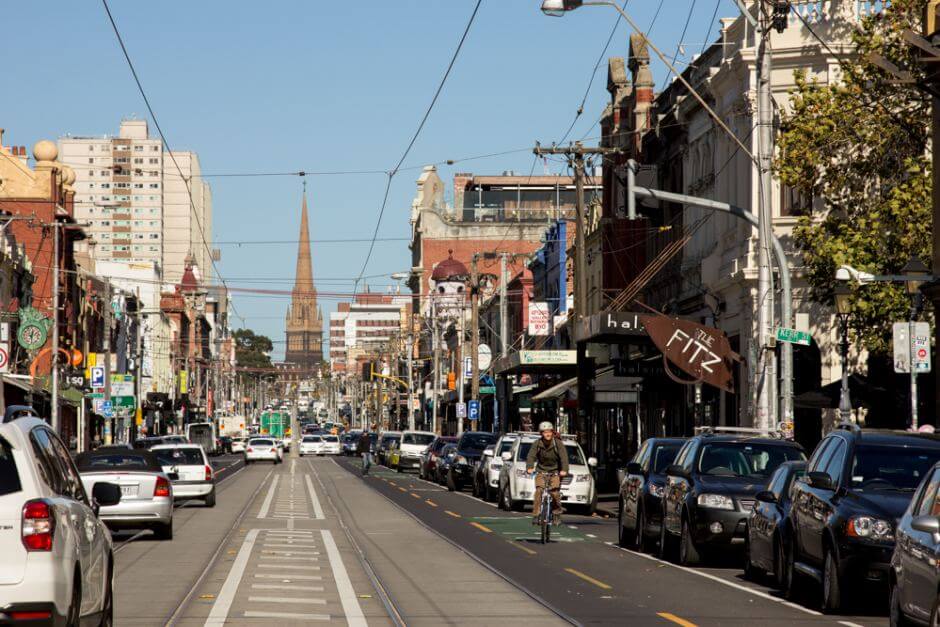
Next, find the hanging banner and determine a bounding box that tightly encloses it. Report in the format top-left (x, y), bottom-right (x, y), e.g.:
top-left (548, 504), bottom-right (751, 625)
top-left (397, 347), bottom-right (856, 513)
top-left (639, 315), bottom-right (741, 393)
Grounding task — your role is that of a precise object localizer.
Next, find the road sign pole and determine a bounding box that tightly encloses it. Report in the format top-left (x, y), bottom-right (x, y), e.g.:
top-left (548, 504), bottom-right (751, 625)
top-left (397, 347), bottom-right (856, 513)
top-left (911, 317), bottom-right (919, 430)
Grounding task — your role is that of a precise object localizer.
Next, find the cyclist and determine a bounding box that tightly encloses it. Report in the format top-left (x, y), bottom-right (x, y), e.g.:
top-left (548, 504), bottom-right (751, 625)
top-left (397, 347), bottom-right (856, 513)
top-left (526, 421), bottom-right (568, 525)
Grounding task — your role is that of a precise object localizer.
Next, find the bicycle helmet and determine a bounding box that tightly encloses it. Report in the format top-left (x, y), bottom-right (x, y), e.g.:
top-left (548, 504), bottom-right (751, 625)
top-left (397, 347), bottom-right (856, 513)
top-left (538, 421), bottom-right (554, 433)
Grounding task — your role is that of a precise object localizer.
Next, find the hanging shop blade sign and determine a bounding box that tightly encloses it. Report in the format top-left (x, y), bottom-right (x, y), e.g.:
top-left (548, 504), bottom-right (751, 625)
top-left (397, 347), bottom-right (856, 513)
top-left (638, 315), bottom-right (741, 393)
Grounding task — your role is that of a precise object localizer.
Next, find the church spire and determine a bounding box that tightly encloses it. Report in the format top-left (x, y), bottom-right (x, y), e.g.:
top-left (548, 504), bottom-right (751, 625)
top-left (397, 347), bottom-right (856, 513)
top-left (293, 188), bottom-right (315, 296)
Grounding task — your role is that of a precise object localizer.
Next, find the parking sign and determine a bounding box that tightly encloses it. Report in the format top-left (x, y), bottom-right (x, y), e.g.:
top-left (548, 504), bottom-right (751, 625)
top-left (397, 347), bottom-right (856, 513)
top-left (468, 400), bottom-right (481, 421)
top-left (91, 367), bottom-right (105, 388)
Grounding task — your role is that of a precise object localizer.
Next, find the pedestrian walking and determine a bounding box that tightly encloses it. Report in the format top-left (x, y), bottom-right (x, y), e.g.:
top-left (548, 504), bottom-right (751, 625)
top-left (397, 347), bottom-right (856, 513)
top-left (358, 427), bottom-right (374, 475)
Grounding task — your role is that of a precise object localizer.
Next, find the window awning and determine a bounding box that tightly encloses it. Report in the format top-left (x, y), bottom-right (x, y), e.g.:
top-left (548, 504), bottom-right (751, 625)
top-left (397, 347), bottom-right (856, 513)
top-left (531, 375), bottom-right (577, 401)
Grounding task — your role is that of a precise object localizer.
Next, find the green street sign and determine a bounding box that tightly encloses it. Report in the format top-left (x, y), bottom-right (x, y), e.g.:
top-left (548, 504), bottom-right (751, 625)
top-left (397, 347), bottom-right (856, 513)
top-left (479, 386), bottom-right (496, 394)
top-left (776, 327), bottom-right (812, 346)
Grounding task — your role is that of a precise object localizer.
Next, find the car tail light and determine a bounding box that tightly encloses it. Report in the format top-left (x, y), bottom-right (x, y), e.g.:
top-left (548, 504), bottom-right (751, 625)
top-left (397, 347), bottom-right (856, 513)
top-left (205, 465), bottom-right (213, 481)
top-left (154, 476), bottom-right (171, 498)
top-left (247, 447), bottom-right (253, 453)
top-left (22, 499), bottom-right (55, 551)
top-left (270, 448), bottom-right (276, 453)
top-left (9, 611), bottom-right (52, 620)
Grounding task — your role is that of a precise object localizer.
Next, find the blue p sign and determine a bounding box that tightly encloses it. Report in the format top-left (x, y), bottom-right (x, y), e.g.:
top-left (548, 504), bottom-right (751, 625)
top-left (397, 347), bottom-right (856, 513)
top-left (468, 400), bottom-right (481, 420)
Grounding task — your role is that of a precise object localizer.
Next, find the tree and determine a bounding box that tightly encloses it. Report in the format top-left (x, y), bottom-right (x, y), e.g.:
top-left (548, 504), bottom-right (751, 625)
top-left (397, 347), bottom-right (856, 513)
top-left (776, 0), bottom-right (931, 354)
top-left (233, 328), bottom-right (274, 370)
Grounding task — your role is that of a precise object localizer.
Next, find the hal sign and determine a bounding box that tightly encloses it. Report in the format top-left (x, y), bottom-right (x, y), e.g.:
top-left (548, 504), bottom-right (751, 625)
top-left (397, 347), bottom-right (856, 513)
top-left (639, 315), bottom-right (741, 393)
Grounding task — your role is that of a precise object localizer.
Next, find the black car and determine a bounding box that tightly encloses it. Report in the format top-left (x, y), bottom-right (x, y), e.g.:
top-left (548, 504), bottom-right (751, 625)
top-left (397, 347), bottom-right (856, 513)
top-left (787, 424), bottom-right (940, 612)
top-left (890, 460), bottom-right (940, 626)
top-left (743, 460), bottom-right (807, 585)
top-left (420, 436), bottom-right (458, 481)
top-left (661, 431), bottom-right (805, 566)
top-left (436, 443), bottom-right (459, 485)
top-left (447, 431), bottom-right (498, 492)
top-left (618, 437), bottom-right (685, 552)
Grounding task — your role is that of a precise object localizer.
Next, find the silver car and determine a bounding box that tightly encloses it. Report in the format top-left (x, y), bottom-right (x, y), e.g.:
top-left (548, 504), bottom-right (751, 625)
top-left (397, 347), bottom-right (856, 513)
top-left (75, 448), bottom-right (175, 540)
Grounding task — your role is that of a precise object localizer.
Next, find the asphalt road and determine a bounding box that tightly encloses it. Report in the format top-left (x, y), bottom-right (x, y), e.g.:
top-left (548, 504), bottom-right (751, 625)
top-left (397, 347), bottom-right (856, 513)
top-left (333, 455), bottom-right (891, 627)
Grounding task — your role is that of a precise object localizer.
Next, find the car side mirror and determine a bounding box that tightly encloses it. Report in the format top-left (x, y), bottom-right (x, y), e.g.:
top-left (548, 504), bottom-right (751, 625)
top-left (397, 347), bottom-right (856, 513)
top-left (626, 462), bottom-right (644, 476)
top-left (482, 446), bottom-right (494, 458)
top-left (587, 457), bottom-right (598, 468)
top-left (500, 452), bottom-right (512, 461)
top-left (92, 482), bottom-right (122, 511)
top-left (912, 515), bottom-right (940, 537)
top-left (807, 471), bottom-right (835, 491)
top-left (755, 490), bottom-right (777, 504)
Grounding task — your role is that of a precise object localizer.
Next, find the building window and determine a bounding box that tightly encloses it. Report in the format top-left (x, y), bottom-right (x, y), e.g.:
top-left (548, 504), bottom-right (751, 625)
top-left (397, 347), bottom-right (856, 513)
top-left (134, 145), bottom-right (143, 152)
top-left (150, 233), bottom-right (160, 240)
top-left (149, 183), bottom-right (159, 189)
top-left (89, 145), bottom-right (94, 152)
top-left (151, 146), bottom-right (159, 152)
top-left (134, 183), bottom-right (143, 189)
top-left (88, 158), bottom-right (94, 164)
top-left (148, 158), bottom-right (159, 164)
top-left (780, 184), bottom-right (812, 217)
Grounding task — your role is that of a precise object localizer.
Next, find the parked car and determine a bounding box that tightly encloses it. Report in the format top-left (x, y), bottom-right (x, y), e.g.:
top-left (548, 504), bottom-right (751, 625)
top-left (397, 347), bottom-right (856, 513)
top-left (133, 436), bottom-right (169, 450)
top-left (281, 436), bottom-right (292, 453)
top-left (299, 435), bottom-right (323, 456)
top-left (436, 444), bottom-right (459, 485)
top-left (320, 434), bottom-right (342, 455)
top-left (161, 435), bottom-right (188, 445)
top-left (342, 431), bottom-right (362, 456)
top-left (473, 434), bottom-right (519, 502)
top-left (890, 460), bottom-right (940, 626)
top-left (397, 430), bottom-right (436, 472)
top-left (245, 437), bottom-right (282, 464)
top-left (498, 433), bottom-right (598, 515)
top-left (377, 432), bottom-right (402, 466)
top-left (617, 437), bottom-right (686, 551)
top-left (743, 460), bottom-right (806, 585)
top-left (0, 410), bottom-right (121, 625)
top-left (787, 424), bottom-right (940, 611)
top-left (230, 437), bottom-right (247, 454)
top-left (446, 431), bottom-right (498, 492)
top-left (151, 444), bottom-right (217, 507)
top-left (75, 446), bottom-right (175, 539)
top-left (420, 436), bottom-right (458, 481)
top-left (660, 430), bottom-right (805, 566)
top-left (387, 439), bottom-right (402, 470)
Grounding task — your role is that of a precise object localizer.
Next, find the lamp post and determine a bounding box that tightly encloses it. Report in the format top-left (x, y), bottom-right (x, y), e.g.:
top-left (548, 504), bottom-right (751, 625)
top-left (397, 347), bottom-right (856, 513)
top-left (903, 257), bottom-right (930, 430)
top-left (833, 283), bottom-right (853, 423)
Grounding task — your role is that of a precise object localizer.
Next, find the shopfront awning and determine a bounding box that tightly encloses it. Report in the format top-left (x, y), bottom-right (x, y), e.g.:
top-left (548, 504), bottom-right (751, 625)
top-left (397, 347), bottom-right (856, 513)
top-left (492, 350), bottom-right (577, 375)
top-left (532, 375), bottom-right (578, 401)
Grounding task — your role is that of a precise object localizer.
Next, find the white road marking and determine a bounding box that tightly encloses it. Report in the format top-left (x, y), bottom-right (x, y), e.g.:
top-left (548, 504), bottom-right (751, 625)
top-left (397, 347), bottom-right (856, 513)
top-left (243, 611), bottom-right (330, 621)
top-left (249, 596), bottom-right (327, 604)
top-left (263, 542), bottom-right (319, 548)
top-left (204, 529), bottom-right (259, 626)
top-left (259, 555), bottom-right (320, 561)
top-left (265, 530), bottom-right (313, 535)
top-left (257, 476), bottom-right (279, 519)
top-left (321, 529), bottom-right (367, 627)
top-left (254, 573), bottom-right (322, 580)
top-left (305, 474), bottom-right (325, 519)
top-left (837, 623), bottom-right (865, 627)
top-left (252, 584), bottom-right (324, 591)
top-left (258, 564), bottom-right (321, 571)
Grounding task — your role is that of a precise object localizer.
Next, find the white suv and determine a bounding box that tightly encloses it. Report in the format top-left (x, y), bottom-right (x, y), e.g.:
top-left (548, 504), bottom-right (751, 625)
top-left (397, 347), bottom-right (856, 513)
top-left (497, 433), bottom-right (598, 515)
top-left (474, 434), bottom-right (518, 501)
top-left (0, 409), bottom-right (121, 625)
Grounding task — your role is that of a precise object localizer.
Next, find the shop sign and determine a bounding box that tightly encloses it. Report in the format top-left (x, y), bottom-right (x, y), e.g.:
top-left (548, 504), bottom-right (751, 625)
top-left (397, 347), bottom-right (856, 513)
top-left (639, 315), bottom-right (740, 393)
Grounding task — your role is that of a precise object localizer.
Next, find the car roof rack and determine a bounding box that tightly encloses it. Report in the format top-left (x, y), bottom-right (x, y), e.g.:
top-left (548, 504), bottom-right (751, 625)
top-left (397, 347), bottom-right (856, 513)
top-left (694, 426), bottom-right (786, 439)
top-left (512, 431), bottom-right (578, 442)
top-left (2, 405), bottom-right (39, 424)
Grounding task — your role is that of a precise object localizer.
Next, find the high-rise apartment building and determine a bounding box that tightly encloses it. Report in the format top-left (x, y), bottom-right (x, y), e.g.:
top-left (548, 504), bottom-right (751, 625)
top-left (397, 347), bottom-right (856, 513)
top-left (59, 119), bottom-right (213, 285)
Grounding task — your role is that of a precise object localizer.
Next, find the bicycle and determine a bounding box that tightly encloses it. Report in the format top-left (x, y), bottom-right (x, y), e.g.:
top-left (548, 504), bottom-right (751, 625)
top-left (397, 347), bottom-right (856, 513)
top-left (533, 471), bottom-right (560, 544)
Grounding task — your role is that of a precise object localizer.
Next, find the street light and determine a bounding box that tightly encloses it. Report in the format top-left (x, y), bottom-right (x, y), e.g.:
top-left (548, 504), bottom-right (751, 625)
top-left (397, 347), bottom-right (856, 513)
top-left (540, 0), bottom-right (582, 15)
top-left (833, 283), bottom-right (853, 423)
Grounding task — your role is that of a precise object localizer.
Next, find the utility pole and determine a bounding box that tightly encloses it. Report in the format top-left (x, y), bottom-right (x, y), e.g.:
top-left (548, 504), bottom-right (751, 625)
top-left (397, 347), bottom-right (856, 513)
top-left (755, 6), bottom-right (777, 433)
top-left (50, 223), bottom-right (60, 434)
top-left (470, 255), bottom-right (480, 403)
top-left (102, 278), bottom-right (113, 445)
top-left (499, 253), bottom-right (508, 358)
top-left (407, 333), bottom-right (415, 431)
top-left (457, 302), bottom-right (465, 435)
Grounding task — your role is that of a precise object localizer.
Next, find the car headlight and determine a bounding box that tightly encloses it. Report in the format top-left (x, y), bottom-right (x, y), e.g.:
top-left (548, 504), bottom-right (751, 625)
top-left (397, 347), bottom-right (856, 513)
top-left (847, 515), bottom-right (894, 541)
top-left (648, 483), bottom-right (665, 498)
top-left (575, 473), bottom-right (590, 483)
top-left (456, 455), bottom-right (468, 464)
top-left (697, 493), bottom-right (735, 510)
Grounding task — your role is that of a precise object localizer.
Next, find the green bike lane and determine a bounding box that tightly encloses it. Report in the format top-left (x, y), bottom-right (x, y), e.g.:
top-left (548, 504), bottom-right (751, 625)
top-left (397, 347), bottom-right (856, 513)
top-left (338, 456), bottom-right (887, 627)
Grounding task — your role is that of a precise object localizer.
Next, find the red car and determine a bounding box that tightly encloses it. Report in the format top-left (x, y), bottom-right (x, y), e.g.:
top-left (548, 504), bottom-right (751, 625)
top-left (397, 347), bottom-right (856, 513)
top-left (419, 436), bottom-right (458, 481)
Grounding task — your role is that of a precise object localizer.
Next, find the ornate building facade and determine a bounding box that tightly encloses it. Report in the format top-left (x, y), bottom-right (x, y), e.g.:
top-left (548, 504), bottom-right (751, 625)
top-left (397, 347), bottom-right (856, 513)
top-left (285, 193), bottom-right (323, 369)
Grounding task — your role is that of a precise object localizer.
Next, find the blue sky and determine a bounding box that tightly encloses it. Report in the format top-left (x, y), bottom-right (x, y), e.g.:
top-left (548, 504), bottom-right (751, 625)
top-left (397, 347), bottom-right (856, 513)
top-left (2, 0), bottom-right (737, 358)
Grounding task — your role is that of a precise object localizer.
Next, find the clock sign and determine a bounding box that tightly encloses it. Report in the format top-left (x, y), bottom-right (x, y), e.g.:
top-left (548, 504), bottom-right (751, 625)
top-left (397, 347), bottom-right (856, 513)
top-left (17, 307), bottom-right (51, 351)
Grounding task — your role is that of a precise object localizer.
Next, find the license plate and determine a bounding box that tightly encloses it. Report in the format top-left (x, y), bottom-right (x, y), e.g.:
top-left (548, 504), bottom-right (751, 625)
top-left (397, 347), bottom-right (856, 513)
top-left (120, 485), bottom-right (138, 497)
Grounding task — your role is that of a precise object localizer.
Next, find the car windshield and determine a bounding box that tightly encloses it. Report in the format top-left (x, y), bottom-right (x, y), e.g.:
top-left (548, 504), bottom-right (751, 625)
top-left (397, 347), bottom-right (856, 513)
top-left (460, 434), bottom-right (497, 450)
top-left (251, 439), bottom-right (274, 446)
top-left (697, 443), bottom-right (804, 478)
top-left (652, 443), bottom-right (683, 474)
top-left (498, 439), bottom-right (516, 454)
top-left (0, 436), bottom-right (22, 496)
top-left (304, 436), bottom-right (322, 442)
top-left (516, 441), bottom-right (586, 466)
top-left (403, 433), bottom-right (435, 446)
top-left (154, 448), bottom-right (204, 466)
top-left (324, 436), bottom-right (338, 442)
top-left (850, 445), bottom-right (940, 491)
top-left (76, 452), bottom-right (159, 471)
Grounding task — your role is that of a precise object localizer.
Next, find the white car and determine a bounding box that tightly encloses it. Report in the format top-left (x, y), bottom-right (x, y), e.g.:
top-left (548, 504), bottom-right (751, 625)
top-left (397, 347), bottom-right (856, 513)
top-left (319, 434), bottom-right (342, 455)
top-left (230, 437), bottom-right (246, 454)
top-left (396, 431), bottom-right (436, 472)
top-left (245, 438), bottom-right (282, 464)
top-left (497, 433), bottom-right (597, 515)
top-left (0, 409), bottom-right (122, 625)
top-left (151, 444), bottom-right (217, 507)
top-left (299, 435), bottom-right (322, 456)
top-left (475, 434), bottom-right (519, 501)
top-left (281, 436), bottom-right (291, 452)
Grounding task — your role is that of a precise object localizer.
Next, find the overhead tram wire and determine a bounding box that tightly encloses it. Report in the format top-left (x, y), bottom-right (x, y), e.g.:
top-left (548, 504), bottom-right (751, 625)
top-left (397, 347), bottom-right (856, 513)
top-left (100, 0), bottom-right (244, 320)
top-left (355, 0), bottom-right (483, 290)
top-left (661, 0), bottom-right (698, 91)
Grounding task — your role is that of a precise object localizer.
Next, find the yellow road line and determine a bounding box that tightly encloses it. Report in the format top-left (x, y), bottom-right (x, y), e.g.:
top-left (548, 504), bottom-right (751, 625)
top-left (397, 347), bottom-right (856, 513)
top-left (657, 612), bottom-right (697, 627)
top-left (509, 542), bottom-right (536, 555)
top-left (410, 493), bottom-right (421, 499)
top-left (564, 568), bottom-right (612, 590)
top-left (470, 522), bottom-right (493, 533)
top-left (388, 481), bottom-right (396, 486)
top-left (425, 500), bottom-right (438, 507)
top-left (445, 510), bottom-right (462, 518)
top-left (398, 487), bottom-right (407, 492)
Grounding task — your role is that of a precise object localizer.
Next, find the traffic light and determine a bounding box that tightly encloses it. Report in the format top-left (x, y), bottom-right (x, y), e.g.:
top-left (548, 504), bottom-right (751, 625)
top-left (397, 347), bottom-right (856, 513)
top-left (928, 0), bottom-right (940, 39)
top-left (447, 371), bottom-right (456, 391)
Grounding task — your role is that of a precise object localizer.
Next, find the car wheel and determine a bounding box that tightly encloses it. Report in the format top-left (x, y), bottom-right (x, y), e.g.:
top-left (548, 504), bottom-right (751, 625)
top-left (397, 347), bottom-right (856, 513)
top-left (930, 593), bottom-right (940, 627)
top-left (66, 571), bottom-right (81, 627)
top-left (485, 484), bottom-right (497, 502)
top-left (396, 464), bottom-right (402, 473)
top-left (890, 580), bottom-right (914, 627)
top-left (471, 477), bottom-right (480, 498)
top-left (773, 535), bottom-right (787, 589)
top-left (585, 490), bottom-right (597, 516)
top-left (99, 559), bottom-right (113, 627)
top-left (822, 545), bottom-right (842, 612)
top-left (204, 489), bottom-right (216, 508)
top-left (446, 473), bottom-right (458, 492)
top-left (617, 499), bottom-right (631, 548)
top-left (659, 518), bottom-right (676, 562)
top-left (154, 520), bottom-right (173, 541)
top-left (679, 517), bottom-right (701, 566)
top-left (784, 537), bottom-right (802, 601)
top-left (501, 484), bottom-right (514, 511)
top-left (635, 506), bottom-right (650, 553)
top-left (743, 529), bottom-right (759, 580)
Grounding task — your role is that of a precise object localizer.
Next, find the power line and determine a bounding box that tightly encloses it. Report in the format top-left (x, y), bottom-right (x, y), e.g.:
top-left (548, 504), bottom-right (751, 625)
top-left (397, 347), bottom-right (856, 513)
top-left (661, 0), bottom-right (698, 91)
top-left (355, 0), bottom-right (483, 288)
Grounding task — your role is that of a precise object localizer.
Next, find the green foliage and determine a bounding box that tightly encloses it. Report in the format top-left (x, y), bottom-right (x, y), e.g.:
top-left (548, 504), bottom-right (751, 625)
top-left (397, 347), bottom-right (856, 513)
top-left (776, 0), bottom-right (931, 354)
top-left (233, 328), bottom-right (274, 369)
